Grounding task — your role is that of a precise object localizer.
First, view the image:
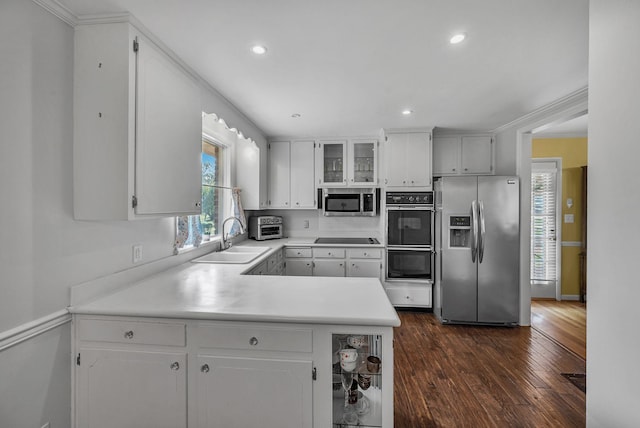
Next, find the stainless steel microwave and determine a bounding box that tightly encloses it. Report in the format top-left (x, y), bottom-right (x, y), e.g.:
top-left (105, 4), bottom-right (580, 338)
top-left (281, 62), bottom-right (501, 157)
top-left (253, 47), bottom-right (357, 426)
top-left (320, 188), bottom-right (379, 216)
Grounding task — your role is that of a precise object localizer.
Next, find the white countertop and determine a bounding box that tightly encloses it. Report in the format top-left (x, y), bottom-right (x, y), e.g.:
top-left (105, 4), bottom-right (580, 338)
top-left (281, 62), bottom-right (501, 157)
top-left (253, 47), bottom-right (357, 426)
top-left (69, 238), bottom-right (400, 327)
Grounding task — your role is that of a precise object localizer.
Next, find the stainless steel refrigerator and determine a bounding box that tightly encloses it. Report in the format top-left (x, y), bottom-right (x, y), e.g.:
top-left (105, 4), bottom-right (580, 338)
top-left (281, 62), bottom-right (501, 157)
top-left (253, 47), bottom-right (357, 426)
top-left (434, 176), bottom-right (520, 325)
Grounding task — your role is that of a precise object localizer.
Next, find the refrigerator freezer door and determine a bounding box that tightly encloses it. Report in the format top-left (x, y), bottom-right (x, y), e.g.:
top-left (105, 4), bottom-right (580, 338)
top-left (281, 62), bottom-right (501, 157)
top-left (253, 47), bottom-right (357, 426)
top-left (440, 176), bottom-right (478, 322)
top-left (477, 176), bottom-right (520, 323)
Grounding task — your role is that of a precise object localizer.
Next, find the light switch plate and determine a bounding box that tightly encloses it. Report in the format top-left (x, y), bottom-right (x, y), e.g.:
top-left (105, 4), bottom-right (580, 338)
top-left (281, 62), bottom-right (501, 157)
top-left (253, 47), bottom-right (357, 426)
top-left (132, 245), bottom-right (143, 263)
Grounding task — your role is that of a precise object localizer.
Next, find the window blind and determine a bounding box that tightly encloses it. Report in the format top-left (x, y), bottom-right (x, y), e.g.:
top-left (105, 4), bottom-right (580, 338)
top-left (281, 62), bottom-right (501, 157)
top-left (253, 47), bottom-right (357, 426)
top-left (531, 169), bottom-right (557, 281)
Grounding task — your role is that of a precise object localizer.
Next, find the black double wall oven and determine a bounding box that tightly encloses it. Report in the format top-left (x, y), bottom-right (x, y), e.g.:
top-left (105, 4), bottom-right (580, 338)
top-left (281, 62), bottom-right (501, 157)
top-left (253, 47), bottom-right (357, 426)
top-left (385, 191), bottom-right (434, 281)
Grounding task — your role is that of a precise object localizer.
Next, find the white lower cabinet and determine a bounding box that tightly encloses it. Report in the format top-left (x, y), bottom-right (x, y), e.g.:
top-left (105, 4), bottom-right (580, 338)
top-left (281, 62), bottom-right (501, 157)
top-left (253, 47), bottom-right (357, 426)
top-left (195, 356), bottom-right (313, 428)
top-left (285, 247), bottom-right (314, 276)
top-left (76, 348), bottom-right (187, 428)
top-left (73, 316), bottom-right (394, 428)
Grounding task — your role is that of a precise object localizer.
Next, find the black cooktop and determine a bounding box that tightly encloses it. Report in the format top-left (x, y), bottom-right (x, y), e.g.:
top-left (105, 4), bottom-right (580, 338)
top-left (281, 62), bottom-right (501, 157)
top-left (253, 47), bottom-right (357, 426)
top-left (314, 237), bottom-right (380, 245)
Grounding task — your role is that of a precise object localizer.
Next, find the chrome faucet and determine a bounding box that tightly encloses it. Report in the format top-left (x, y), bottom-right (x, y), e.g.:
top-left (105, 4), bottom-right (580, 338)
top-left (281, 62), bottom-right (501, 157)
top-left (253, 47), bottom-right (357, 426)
top-left (221, 216), bottom-right (245, 249)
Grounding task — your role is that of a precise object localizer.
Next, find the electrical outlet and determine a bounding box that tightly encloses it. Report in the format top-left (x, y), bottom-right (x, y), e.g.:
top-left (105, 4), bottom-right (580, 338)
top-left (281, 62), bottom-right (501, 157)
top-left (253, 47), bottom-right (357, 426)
top-left (132, 245), bottom-right (143, 263)
top-left (303, 219), bottom-right (310, 229)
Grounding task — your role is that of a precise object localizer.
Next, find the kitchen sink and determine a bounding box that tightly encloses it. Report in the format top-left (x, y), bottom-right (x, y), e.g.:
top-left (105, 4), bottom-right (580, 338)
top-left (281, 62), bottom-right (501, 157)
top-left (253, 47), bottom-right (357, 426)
top-left (191, 246), bottom-right (271, 264)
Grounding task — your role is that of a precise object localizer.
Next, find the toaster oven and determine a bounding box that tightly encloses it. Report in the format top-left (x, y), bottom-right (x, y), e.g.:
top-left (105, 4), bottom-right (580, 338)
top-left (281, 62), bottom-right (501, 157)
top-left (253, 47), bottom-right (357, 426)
top-left (248, 216), bottom-right (283, 240)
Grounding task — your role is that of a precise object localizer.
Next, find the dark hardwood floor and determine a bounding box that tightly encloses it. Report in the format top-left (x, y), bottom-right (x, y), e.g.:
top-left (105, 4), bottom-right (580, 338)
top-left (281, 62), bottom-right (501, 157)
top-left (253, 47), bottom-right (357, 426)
top-left (393, 311), bottom-right (586, 427)
top-left (531, 300), bottom-right (586, 361)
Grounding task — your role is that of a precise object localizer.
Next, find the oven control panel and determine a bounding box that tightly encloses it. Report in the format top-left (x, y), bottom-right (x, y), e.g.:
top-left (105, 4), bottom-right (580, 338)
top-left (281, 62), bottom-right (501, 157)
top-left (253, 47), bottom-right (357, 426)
top-left (385, 191), bottom-right (434, 205)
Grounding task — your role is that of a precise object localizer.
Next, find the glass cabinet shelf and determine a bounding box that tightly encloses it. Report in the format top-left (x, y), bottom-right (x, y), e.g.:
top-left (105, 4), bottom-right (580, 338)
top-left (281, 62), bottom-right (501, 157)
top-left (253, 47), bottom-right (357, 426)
top-left (332, 333), bottom-right (383, 428)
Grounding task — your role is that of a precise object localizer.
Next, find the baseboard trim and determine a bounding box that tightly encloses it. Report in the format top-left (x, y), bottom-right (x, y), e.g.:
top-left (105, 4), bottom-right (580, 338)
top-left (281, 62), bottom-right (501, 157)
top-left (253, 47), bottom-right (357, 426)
top-left (0, 310), bottom-right (71, 353)
top-left (561, 295), bottom-right (581, 301)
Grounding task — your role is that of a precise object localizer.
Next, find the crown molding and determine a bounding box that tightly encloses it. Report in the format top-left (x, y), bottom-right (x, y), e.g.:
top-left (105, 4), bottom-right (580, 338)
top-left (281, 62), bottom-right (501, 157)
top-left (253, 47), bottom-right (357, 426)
top-left (32, 0), bottom-right (77, 26)
top-left (492, 87), bottom-right (589, 134)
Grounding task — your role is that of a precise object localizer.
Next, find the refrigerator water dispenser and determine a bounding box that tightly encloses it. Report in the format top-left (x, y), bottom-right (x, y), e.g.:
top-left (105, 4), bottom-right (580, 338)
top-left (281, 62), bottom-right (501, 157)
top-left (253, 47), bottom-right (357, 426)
top-left (449, 215), bottom-right (471, 248)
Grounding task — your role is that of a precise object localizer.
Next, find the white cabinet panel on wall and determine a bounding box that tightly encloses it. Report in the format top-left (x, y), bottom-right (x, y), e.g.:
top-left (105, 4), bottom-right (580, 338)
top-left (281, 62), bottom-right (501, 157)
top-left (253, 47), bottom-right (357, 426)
top-left (290, 141), bottom-right (317, 208)
top-left (267, 141), bottom-right (290, 208)
top-left (73, 20), bottom-right (202, 220)
top-left (383, 130), bottom-right (433, 189)
top-left (433, 134), bottom-right (494, 176)
top-left (268, 140), bottom-right (316, 209)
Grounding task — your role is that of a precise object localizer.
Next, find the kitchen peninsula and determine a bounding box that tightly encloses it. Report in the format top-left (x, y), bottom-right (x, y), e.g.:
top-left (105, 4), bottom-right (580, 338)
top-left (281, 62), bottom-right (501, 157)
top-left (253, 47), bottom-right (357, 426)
top-left (69, 239), bottom-right (400, 428)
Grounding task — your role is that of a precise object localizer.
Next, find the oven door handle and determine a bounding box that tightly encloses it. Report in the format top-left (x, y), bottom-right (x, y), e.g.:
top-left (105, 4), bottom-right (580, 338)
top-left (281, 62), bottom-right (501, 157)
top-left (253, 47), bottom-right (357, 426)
top-left (471, 200), bottom-right (478, 263)
top-left (386, 206), bottom-right (434, 211)
top-left (386, 246), bottom-right (433, 252)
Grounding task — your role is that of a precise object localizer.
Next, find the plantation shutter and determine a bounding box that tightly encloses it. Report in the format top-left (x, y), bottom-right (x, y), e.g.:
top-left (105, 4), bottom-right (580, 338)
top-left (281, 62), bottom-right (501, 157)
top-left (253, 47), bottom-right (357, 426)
top-left (531, 165), bottom-right (557, 282)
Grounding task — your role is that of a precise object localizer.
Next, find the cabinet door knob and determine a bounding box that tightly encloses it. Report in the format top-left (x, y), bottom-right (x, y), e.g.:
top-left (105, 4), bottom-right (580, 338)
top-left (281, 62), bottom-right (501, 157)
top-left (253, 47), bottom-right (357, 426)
top-left (124, 330), bottom-right (134, 339)
top-left (201, 364), bottom-right (210, 373)
top-left (249, 336), bottom-right (259, 346)
top-left (170, 362), bottom-right (180, 371)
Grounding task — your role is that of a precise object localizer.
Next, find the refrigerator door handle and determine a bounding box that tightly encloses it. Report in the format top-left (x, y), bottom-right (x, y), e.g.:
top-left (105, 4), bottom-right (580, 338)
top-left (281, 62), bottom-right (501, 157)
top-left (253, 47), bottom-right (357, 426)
top-left (470, 200), bottom-right (478, 263)
top-left (478, 200), bottom-right (486, 263)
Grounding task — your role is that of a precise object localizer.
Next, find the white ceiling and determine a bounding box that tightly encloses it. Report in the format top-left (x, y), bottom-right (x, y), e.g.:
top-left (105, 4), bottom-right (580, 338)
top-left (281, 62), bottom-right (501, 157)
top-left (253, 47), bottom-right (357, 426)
top-left (54, 0), bottom-right (589, 138)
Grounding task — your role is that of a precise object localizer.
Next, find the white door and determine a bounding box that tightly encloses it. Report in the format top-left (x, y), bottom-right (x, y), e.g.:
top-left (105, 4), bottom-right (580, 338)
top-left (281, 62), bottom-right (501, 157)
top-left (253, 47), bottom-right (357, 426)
top-left (405, 133), bottom-right (431, 187)
top-left (135, 36), bottom-right (202, 215)
top-left (196, 356), bottom-right (313, 428)
top-left (285, 259), bottom-right (314, 276)
top-left (313, 260), bottom-right (346, 277)
top-left (530, 159), bottom-right (562, 299)
top-left (76, 348), bottom-right (187, 428)
top-left (347, 260), bottom-right (381, 278)
top-left (268, 141), bottom-right (291, 208)
top-left (290, 141), bottom-right (316, 208)
top-left (461, 136), bottom-right (493, 174)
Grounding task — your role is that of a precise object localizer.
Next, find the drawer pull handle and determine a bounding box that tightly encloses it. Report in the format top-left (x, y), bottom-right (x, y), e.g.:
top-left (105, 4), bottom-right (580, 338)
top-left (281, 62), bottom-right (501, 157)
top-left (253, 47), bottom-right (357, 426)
top-left (124, 330), bottom-right (134, 339)
top-left (170, 362), bottom-right (180, 371)
top-left (249, 337), bottom-right (259, 346)
top-left (201, 364), bottom-right (210, 373)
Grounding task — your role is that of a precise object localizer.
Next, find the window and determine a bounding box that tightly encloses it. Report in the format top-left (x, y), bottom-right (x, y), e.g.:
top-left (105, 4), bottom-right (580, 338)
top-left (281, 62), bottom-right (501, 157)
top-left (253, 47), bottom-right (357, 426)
top-left (175, 137), bottom-right (229, 251)
top-left (530, 165), bottom-right (558, 282)
top-left (201, 140), bottom-right (222, 238)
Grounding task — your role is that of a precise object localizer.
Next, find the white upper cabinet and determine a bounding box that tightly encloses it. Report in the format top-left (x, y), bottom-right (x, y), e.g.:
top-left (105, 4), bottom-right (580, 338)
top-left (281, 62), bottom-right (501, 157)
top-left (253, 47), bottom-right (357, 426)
top-left (433, 134), bottom-right (494, 176)
top-left (348, 139), bottom-right (378, 186)
top-left (73, 20), bottom-right (202, 220)
top-left (317, 140), bottom-right (348, 186)
top-left (317, 139), bottom-right (378, 187)
top-left (236, 137), bottom-right (268, 210)
top-left (267, 141), bottom-right (291, 208)
top-left (290, 141), bottom-right (317, 208)
top-left (383, 129), bottom-right (433, 189)
top-left (267, 140), bottom-right (316, 209)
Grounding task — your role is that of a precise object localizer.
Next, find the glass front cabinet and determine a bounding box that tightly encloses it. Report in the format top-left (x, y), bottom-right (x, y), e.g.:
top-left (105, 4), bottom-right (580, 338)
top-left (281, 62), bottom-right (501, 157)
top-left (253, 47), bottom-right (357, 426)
top-left (330, 332), bottom-right (389, 427)
top-left (318, 139), bottom-right (378, 187)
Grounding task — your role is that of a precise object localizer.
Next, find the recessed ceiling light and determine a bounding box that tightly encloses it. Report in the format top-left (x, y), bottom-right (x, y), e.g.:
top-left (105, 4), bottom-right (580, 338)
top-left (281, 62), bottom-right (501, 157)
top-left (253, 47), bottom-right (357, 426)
top-left (450, 33), bottom-right (466, 44)
top-left (402, 109), bottom-right (413, 116)
top-left (251, 45), bottom-right (267, 55)
top-left (291, 113), bottom-right (301, 118)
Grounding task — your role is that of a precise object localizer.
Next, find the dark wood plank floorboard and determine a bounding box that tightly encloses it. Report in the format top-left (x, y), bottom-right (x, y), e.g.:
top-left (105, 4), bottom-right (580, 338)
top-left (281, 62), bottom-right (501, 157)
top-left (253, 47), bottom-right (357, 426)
top-left (531, 300), bottom-right (586, 360)
top-left (393, 311), bottom-right (585, 427)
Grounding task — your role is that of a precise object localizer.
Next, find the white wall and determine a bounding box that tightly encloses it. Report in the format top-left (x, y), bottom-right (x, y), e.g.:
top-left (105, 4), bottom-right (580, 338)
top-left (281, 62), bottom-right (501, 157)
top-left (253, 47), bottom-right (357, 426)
top-left (0, 1), bottom-right (267, 426)
top-left (253, 209), bottom-right (384, 240)
top-left (587, 1), bottom-right (640, 426)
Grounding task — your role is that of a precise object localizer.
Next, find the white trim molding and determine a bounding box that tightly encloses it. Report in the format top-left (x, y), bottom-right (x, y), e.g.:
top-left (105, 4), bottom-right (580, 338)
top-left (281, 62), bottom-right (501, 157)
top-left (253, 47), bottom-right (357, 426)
top-left (32, 0), bottom-right (76, 26)
top-left (0, 310), bottom-right (71, 352)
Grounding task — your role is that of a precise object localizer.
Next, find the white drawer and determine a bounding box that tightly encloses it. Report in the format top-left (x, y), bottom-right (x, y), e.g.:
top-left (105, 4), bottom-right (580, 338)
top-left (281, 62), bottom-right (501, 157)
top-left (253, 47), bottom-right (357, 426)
top-left (195, 325), bottom-right (313, 353)
top-left (313, 248), bottom-right (345, 258)
top-left (348, 248), bottom-right (382, 259)
top-left (385, 285), bottom-right (432, 308)
top-left (285, 247), bottom-right (313, 258)
top-left (78, 319), bottom-right (186, 347)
